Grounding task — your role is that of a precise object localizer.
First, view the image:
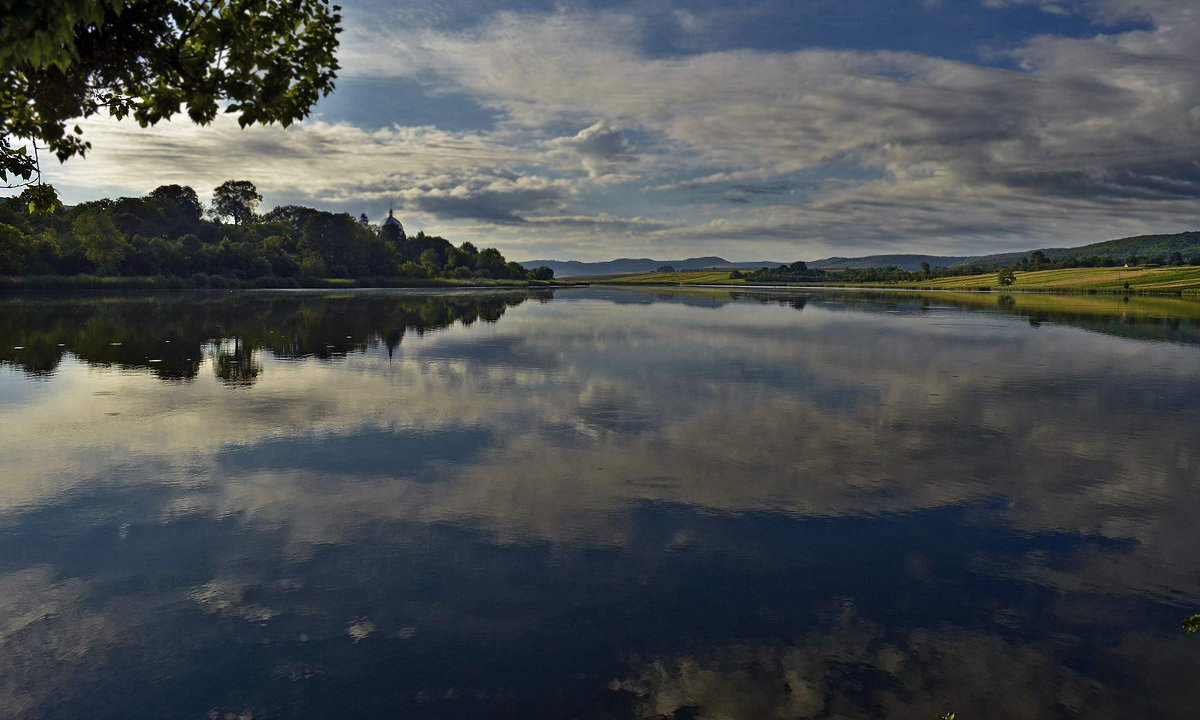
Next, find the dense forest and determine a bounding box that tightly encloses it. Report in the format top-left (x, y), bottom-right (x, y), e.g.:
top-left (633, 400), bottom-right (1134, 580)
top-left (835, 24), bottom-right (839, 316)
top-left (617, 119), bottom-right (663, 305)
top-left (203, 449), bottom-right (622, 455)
top-left (0, 181), bottom-right (552, 286)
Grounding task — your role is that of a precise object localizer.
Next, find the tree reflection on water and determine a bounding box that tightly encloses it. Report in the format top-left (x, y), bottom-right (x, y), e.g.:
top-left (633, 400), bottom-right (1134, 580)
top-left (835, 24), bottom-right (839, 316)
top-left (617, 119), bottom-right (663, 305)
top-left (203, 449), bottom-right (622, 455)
top-left (0, 290), bottom-right (542, 383)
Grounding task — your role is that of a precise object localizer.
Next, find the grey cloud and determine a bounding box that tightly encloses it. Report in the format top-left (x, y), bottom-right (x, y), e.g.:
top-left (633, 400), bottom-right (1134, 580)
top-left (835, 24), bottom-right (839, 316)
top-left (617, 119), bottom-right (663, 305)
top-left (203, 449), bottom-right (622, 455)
top-left (402, 10), bottom-right (1200, 239)
top-left (639, 168), bottom-right (1200, 257)
top-left (722, 182), bottom-right (794, 203)
top-left (411, 196), bottom-right (533, 224)
top-left (1088, 0), bottom-right (1184, 24)
top-left (525, 214), bottom-right (676, 233)
top-left (558, 121), bottom-right (635, 160)
top-left (729, 183), bottom-right (792, 195)
top-left (551, 121), bottom-right (638, 177)
top-left (29, 1), bottom-right (1200, 260)
top-left (990, 159), bottom-right (1200, 200)
top-left (402, 173), bottom-right (572, 224)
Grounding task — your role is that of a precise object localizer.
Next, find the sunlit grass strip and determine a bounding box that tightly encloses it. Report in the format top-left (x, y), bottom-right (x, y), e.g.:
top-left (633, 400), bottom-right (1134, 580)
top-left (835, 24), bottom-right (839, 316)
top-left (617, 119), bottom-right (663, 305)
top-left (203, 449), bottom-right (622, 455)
top-left (907, 267), bottom-right (1200, 293)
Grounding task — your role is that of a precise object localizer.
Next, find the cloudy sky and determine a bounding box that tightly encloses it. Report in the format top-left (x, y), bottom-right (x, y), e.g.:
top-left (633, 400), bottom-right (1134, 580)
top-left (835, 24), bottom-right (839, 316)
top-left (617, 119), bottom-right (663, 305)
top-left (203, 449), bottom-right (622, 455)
top-left (17, 0), bottom-right (1200, 261)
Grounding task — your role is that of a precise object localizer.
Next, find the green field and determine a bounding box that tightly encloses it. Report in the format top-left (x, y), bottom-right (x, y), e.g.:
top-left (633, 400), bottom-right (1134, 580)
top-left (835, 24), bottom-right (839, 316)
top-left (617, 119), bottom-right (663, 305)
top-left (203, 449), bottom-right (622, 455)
top-left (598, 266), bottom-right (1200, 294)
top-left (909, 266), bottom-right (1200, 293)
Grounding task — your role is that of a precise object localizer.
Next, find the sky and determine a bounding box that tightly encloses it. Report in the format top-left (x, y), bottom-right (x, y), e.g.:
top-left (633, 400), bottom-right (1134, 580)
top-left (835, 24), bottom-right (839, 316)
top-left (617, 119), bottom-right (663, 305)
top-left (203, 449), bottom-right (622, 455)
top-left (13, 0), bottom-right (1200, 262)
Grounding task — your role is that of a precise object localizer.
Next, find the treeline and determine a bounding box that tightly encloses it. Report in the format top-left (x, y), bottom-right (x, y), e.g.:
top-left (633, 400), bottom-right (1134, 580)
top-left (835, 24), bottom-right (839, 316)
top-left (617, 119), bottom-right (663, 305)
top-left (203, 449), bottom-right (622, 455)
top-left (730, 261), bottom-right (956, 284)
top-left (731, 249), bottom-right (1200, 285)
top-left (0, 181), bottom-right (553, 285)
top-left (1005, 249), bottom-right (1200, 271)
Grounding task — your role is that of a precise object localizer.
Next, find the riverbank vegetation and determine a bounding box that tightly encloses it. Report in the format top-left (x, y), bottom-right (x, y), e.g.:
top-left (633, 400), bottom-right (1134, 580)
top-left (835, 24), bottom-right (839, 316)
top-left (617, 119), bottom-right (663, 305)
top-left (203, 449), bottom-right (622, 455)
top-left (0, 182), bottom-right (553, 287)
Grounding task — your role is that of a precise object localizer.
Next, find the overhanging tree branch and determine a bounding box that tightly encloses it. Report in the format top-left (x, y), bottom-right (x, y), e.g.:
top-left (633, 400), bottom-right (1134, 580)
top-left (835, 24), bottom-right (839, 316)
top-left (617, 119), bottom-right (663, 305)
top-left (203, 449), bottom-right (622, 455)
top-left (1, 0), bottom-right (342, 212)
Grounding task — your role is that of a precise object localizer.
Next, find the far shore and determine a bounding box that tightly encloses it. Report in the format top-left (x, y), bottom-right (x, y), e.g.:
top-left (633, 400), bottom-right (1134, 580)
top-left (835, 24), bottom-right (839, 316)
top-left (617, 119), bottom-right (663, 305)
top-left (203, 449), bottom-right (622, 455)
top-left (584, 266), bottom-right (1200, 295)
top-left (0, 275), bottom-right (571, 292)
top-left (9, 266), bottom-right (1200, 297)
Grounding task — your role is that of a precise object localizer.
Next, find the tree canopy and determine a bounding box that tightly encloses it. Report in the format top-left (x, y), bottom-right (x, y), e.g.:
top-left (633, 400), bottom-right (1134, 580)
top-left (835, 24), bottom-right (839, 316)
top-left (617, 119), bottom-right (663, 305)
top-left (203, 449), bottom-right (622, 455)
top-left (1, 0), bottom-right (342, 209)
top-left (210, 180), bottom-right (262, 225)
top-left (0, 180), bottom-right (555, 285)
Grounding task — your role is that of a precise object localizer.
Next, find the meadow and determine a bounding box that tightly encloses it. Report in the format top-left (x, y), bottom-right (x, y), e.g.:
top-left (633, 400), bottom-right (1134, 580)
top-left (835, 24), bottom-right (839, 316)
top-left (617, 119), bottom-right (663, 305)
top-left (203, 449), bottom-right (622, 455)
top-left (913, 266), bottom-right (1200, 293)
top-left (602, 266), bottom-right (1200, 294)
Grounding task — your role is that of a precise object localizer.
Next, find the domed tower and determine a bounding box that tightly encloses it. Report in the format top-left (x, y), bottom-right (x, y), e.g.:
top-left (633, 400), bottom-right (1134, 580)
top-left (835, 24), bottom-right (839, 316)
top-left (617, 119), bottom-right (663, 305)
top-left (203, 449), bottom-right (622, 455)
top-left (379, 207), bottom-right (406, 243)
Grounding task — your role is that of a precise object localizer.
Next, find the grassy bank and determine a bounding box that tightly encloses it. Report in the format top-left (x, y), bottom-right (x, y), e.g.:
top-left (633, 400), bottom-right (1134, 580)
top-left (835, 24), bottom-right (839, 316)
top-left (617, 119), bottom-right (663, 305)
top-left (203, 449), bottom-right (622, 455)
top-left (909, 266), bottom-right (1200, 293)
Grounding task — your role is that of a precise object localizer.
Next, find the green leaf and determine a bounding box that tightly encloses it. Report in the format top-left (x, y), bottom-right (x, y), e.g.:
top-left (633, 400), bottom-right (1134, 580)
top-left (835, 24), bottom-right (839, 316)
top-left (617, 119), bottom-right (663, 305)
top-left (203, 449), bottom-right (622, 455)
top-left (26, 184), bottom-right (62, 216)
top-left (2, 0), bottom-right (342, 167)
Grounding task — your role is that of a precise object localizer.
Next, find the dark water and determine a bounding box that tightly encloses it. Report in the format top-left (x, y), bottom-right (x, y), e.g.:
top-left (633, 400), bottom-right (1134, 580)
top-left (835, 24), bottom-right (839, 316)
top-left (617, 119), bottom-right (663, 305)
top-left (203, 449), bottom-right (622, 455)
top-left (2, 288), bottom-right (1200, 719)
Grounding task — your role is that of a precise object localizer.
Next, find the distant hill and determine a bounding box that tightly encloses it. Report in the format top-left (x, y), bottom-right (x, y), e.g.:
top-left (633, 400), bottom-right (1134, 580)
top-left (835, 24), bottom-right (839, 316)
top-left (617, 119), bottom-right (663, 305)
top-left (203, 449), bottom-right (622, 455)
top-left (520, 256), bottom-right (782, 277)
top-left (809, 232), bottom-right (1200, 270)
top-left (964, 231), bottom-right (1200, 267)
top-left (528, 230), bottom-right (1200, 277)
top-left (808, 254), bottom-right (974, 271)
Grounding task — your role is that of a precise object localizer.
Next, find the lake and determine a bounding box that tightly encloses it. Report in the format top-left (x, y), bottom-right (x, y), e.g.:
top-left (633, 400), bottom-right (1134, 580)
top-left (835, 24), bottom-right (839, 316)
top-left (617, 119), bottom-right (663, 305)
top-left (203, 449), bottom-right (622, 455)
top-left (2, 287), bottom-right (1200, 719)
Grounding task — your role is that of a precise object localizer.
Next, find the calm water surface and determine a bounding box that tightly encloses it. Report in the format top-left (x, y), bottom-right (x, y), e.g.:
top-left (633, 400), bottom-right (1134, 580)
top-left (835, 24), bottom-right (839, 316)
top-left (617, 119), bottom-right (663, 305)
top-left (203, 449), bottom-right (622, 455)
top-left (2, 288), bottom-right (1200, 719)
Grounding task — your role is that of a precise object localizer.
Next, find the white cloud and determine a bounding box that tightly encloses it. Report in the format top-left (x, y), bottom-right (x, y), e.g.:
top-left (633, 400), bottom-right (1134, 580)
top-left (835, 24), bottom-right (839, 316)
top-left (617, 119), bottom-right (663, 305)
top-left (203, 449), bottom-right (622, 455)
top-left (983, 0), bottom-right (1075, 15)
top-left (44, 115), bottom-right (527, 199)
top-left (18, 1), bottom-right (1200, 258)
top-left (672, 9), bottom-right (705, 33)
top-left (548, 121), bottom-right (638, 179)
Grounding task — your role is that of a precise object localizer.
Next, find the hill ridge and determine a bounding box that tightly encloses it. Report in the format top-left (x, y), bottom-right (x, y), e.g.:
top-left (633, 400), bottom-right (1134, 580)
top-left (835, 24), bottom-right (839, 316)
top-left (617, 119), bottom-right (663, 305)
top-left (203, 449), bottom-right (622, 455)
top-left (524, 230), bottom-right (1200, 276)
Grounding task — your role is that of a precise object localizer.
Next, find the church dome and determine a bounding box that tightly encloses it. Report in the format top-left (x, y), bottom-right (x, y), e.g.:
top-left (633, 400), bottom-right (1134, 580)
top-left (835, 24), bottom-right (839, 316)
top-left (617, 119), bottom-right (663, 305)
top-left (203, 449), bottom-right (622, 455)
top-left (381, 208), bottom-right (402, 227)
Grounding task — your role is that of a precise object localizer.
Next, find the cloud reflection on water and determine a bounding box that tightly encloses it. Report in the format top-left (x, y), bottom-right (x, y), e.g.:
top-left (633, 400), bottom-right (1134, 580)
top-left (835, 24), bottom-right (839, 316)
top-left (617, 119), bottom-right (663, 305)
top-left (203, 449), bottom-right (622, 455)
top-left (2, 289), bottom-right (1200, 717)
top-left (3, 290), bottom-right (1200, 584)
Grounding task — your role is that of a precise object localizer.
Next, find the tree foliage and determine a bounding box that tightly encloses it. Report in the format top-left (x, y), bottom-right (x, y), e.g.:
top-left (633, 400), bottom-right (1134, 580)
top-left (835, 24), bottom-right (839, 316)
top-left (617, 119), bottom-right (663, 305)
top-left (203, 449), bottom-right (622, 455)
top-left (0, 181), bottom-right (543, 284)
top-left (739, 261), bottom-right (822, 283)
top-left (71, 205), bottom-right (127, 275)
top-left (149, 184), bottom-right (203, 223)
top-left (210, 180), bottom-right (262, 225)
top-left (1, 0), bottom-right (342, 209)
